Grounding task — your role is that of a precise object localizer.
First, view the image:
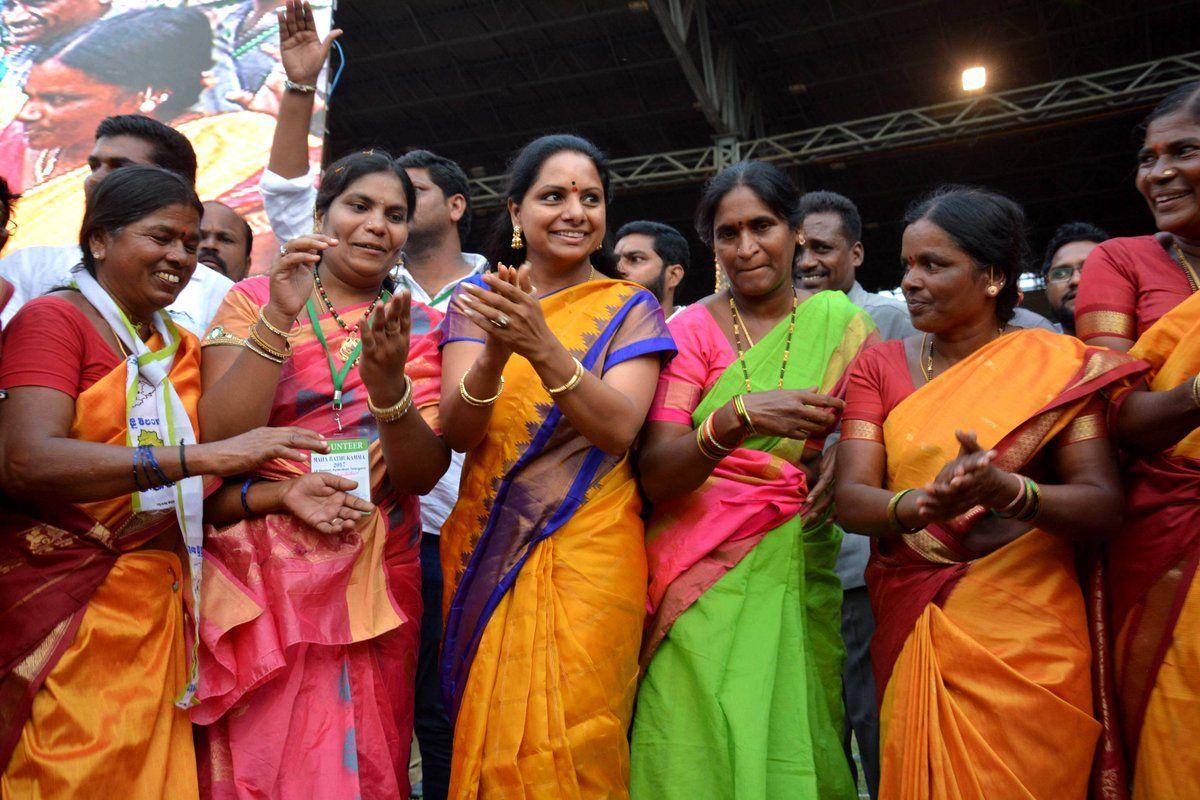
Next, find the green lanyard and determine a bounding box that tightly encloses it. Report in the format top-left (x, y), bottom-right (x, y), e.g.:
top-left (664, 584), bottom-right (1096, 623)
top-left (305, 293), bottom-right (389, 431)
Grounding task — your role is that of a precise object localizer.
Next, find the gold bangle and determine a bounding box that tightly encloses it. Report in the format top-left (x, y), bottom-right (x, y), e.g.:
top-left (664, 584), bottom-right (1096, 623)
top-left (1191, 375), bottom-right (1200, 409)
top-left (245, 337), bottom-right (286, 364)
top-left (368, 376), bottom-right (414, 423)
top-left (258, 306), bottom-right (300, 339)
top-left (247, 323), bottom-right (291, 360)
top-left (459, 368), bottom-right (504, 407)
top-left (695, 424), bottom-right (726, 460)
top-left (701, 412), bottom-right (736, 455)
top-left (543, 357), bottom-right (586, 396)
top-left (733, 394), bottom-right (756, 435)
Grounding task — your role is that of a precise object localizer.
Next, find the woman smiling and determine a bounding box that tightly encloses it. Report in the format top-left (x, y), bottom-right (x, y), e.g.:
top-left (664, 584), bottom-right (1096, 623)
top-left (438, 134), bottom-right (675, 799)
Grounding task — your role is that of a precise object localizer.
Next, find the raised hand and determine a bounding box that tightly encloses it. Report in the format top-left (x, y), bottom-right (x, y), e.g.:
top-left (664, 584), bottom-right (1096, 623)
top-left (359, 290), bottom-right (412, 406)
top-left (277, 0), bottom-right (342, 86)
top-left (279, 472), bottom-right (374, 536)
top-left (740, 388), bottom-right (844, 441)
top-left (198, 426), bottom-right (329, 476)
top-left (453, 264), bottom-right (554, 362)
top-left (267, 234), bottom-right (334, 325)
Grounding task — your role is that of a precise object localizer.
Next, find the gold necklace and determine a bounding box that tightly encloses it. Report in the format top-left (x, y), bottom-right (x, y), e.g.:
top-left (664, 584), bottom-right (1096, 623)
top-left (921, 326), bottom-right (1006, 383)
top-left (1170, 241), bottom-right (1200, 293)
top-left (313, 269), bottom-right (385, 362)
top-left (729, 288), bottom-right (798, 392)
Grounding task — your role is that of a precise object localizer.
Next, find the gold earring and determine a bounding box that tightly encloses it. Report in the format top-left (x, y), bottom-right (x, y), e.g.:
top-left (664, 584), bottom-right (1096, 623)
top-left (511, 224), bottom-right (523, 250)
top-left (312, 209), bottom-right (321, 233)
top-left (986, 285), bottom-right (999, 296)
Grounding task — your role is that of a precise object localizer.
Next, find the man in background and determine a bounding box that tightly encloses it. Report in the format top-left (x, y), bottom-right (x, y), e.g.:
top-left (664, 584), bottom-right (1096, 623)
top-left (614, 220), bottom-right (688, 320)
top-left (1041, 222), bottom-right (1108, 336)
top-left (200, 200), bottom-right (253, 282)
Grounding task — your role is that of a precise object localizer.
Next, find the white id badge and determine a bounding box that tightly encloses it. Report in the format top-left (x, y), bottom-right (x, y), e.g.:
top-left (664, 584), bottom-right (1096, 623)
top-left (310, 438), bottom-right (372, 503)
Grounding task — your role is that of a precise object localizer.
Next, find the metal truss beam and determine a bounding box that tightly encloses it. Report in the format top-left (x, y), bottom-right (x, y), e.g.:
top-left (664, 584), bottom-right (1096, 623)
top-left (647, 0), bottom-right (758, 139)
top-left (468, 51), bottom-right (1200, 210)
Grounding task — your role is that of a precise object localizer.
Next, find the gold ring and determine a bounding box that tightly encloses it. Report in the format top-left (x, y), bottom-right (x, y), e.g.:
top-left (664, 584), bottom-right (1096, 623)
top-left (492, 313), bottom-right (509, 328)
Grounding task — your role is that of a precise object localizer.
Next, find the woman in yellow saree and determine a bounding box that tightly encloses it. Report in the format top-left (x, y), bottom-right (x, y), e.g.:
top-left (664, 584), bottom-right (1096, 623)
top-left (0, 166), bottom-right (323, 798)
top-left (835, 186), bottom-right (1145, 800)
top-left (438, 134), bottom-right (675, 799)
top-left (1075, 83), bottom-right (1200, 798)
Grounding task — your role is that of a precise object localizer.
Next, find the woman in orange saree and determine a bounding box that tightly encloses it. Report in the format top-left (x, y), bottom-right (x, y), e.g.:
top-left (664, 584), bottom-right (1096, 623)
top-left (835, 186), bottom-right (1145, 800)
top-left (191, 150), bottom-right (449, 800)
top-left (438, 135), bottom-right (674, 799)
top-left (1075, 83), bottom-right (1200, 798)
top-left (0, 166), bottom-right (321, 798)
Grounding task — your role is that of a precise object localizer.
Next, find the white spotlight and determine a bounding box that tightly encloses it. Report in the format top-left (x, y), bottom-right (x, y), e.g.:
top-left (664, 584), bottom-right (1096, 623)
top-left (962, 66), bottom-right (987, 92)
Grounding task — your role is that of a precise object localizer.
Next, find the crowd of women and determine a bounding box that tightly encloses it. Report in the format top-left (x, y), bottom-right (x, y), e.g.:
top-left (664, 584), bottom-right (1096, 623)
top-left (0, 5), bottom-right (1198, 798)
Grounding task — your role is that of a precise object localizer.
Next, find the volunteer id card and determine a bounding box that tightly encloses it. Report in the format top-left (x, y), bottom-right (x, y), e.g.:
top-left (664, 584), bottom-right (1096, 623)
top-left (310, 438), bottom-right (371, 503)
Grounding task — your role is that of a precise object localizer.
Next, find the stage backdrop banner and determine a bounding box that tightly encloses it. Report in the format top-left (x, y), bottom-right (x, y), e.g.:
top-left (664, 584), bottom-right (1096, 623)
top-left (0, 0), bottom-right (331, 273)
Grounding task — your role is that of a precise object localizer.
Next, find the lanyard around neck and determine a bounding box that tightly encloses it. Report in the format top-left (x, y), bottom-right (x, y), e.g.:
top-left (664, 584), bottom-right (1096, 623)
top-left (305, 292), bottom-right (389, 429)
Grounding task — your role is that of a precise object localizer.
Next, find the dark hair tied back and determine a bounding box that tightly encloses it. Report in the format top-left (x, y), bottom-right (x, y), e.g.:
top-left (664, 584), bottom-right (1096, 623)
top-left (1140, 80), bottom-right (1200, 135)
top-left (487, 134), bottom-right (618, 276)
top-left (79, 165), bottom-right (202, 276)
top-left (694, 160), bottom-right (802, 247)
top-left (904, 184), bottom-right (1029, 323)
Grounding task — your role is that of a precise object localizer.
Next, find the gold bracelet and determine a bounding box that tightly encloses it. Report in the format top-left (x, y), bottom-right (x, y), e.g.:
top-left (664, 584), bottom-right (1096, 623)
top-left (1191, 375), bottom-right (1200, 409)
top-left (258, 306), bottom-right (300, 339)
top-left (368, 376), bottom-right (413, 423)
top-left (701, 412), bottom-right (736, 456)
top-left (543, 357), bottom-right (585, 396)
top-left (247, 322), bottom-right (291, 361)
top-left (459, 368), bottom-right (504, 407)
top-left (733, 394), bottom-right (756, 435)
top-left (245, 337), bottom-right (286, 364)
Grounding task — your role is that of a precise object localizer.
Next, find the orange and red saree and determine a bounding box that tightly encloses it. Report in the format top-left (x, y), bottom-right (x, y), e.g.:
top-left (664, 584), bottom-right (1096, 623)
top-left (845, 329), bottom-right (1144, 800)
top-left (0, 310), bottom-right (204, 799)
top-left (191, 276), bottom-right (443, 800)
top-left (1111, 288), bottom-right (1200, 799)
top-left (439, 276), bottom-right (674, 800)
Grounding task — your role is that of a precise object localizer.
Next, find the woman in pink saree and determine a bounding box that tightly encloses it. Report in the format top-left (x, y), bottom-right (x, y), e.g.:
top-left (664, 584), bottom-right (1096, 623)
top-left (190, 149), bottom-right (449, 799)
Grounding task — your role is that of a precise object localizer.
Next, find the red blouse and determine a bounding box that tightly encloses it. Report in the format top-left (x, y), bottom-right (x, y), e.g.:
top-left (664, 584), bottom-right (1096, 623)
top-left (1075, 235), bottom-right (1197, 343)
top-left (0, 296), bottom-right (122, 397)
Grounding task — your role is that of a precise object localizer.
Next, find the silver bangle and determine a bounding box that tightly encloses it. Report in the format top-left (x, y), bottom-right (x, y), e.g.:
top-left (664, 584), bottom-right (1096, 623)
top-left (284, 79), bottom-right (317, 94)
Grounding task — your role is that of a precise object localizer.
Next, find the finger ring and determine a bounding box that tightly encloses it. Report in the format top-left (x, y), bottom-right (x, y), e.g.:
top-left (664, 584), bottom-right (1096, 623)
top-left (278, 245), bottom-right (288, 256)
top-left (492, 313), bottom-right (509, 328)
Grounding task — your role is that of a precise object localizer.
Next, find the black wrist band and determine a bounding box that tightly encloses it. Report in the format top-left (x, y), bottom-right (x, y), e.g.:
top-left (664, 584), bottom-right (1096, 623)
top-left (178, 441), bottom-right (190, 479)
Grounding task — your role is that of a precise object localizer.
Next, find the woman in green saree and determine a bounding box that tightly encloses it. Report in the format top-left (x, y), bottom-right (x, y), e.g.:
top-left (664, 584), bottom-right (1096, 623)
top-left (630, 161), bottom-right (876, 799)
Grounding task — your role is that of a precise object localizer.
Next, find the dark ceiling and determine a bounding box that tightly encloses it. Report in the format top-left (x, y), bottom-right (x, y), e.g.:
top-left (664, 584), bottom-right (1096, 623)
top-left (327, 0), bottom-right (1198, 302)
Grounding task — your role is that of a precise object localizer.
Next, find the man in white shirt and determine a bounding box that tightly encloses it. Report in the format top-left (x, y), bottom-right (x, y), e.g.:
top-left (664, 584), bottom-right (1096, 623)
top-left (0, 114), bottom-right (233, 334)
top-left (614, 220), bottom-right (688, 321)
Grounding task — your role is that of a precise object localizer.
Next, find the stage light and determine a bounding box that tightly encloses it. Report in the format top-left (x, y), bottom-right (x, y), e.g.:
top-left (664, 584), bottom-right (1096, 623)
top-left (962, 66), bottom-right (987, 92)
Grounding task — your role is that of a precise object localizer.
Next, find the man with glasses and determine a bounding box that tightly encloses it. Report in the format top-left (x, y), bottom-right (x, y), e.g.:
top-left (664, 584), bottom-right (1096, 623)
top-left (1042, 222), bottom-right (1109, 336)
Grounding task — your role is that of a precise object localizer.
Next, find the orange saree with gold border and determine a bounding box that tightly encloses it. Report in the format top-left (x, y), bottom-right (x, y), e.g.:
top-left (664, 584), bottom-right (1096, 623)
top-left (857, 330), bottom-right (1144, 800)
top-left (0, 330), bottom-right (204, 799)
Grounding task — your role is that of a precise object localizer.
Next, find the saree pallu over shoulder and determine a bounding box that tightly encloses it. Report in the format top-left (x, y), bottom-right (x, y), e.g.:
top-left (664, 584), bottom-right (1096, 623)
top-left (439, 279), bottom-right (673, 718)
top-left (0, 334), bottom-right (204, 784)
top-left (631, 291), bottom-right (875, 800)
top-left (864, 329), bottom-right (1146, 800)
top-left (439, 279), bottom-right (673, 800)
top-left (1109, 289), bottom-right (1200, 794)
top-left (641, 290), bottom-right (877, 663)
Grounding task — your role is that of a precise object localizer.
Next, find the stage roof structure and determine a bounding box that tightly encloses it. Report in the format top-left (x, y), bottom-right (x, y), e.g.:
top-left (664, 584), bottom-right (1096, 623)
top-left (328, 0), bottom-right (1198, 298)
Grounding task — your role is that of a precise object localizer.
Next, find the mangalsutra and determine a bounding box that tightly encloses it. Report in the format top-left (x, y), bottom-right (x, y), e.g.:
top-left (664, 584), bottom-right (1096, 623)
top-left (313, 269), bottom-right (384, 363)
top-left (729, 288), bottom-right (798, 392)
top-left (920, 325), bottom-right (1007, 383)
top-left (1169, 241), bottom-right (1200, 293)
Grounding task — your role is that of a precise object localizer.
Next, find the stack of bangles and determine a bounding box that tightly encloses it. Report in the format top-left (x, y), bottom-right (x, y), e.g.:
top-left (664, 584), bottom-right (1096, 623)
top-left (696, 411), bottom-right (741, 460)
top-left (245, 307), bottom-right (298, 364)
top-left (886, 489), bottom-right (923, 533)
top-left (132, 444), bottom-right (176, 491)
top-left (459, 367), bottom-right (505, 407)
top-left (367, 375), bottom-right (414, 423)
top-left (543, 357), bottom-right (586, 396)
top-left (992, 474), bottom-right (1042, 522)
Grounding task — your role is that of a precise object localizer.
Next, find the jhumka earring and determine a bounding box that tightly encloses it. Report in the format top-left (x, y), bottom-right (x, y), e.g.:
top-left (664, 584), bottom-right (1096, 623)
top-left (511, 224), bottom-right (524, 250)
